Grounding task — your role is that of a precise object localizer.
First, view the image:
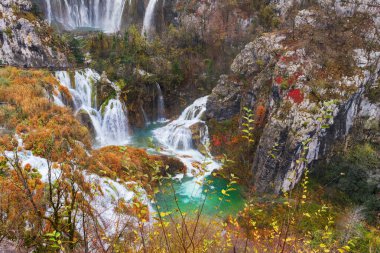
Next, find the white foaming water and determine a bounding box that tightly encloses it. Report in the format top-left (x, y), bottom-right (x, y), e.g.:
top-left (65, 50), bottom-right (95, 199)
top-left (55, 69), bottom-right (130, 147)
top-left (155, 83), bottom-right (166, 122)
top-left (154, 96), bottom-right (208, 150)
top-left (153, 96), bottom-right (219, 177)
top-left (3, 137), bottom-right (151, 240)
top-left (141, 105), bottom-right (150, 125)
top-left (44, 0), bottom-right (127, 33)
top-left (101, 99), bottom-right (130, 145)
top-left (142, 0), bottom-right (158, 37)
top-left (153, 96), bottom-right (219, 199)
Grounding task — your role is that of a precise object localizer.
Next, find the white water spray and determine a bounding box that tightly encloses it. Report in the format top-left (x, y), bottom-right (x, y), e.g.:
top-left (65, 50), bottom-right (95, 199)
top-left (101, 99), bottom-right (130, 144)
top-left (155, 96), bottom-right (207, 150)
top-left (142, 0), bottom-right (158, 37)
top-left (55, 69), bottom-right (130, 147)
top-left (155, 83), bottom-right (166, 122)
top-left (44, 0), bottom-right (127, 33)
top-left (153, 96), bottom-right (219, 176)
top-left (141, 105), bottom-right (150, 125)
top-left (153, 96), bottom-right (219, 199)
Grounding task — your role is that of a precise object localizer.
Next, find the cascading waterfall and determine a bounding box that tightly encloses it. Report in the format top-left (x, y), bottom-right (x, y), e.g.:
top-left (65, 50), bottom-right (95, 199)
top-left (153, 96), bottom-right (219, 199)
top-left (153, 96), bottom-right (219, 175)
top-left (4, 137), bottom-right (152, 238)
top-left (154, 96), bottom-right (208, 150)
top-left (155, 83), bottom-right (166, 122)
top-left (45, 0), bottom-right (52, 25)
top-left (44, 0), bottom-right (127, 33)
top-left (142, 0), bottom-right (158, 37)
top-left (140, 105), bottom-right (150, 125)
top-left (101, 99), bottom-right (130, 143)
top-left (54, 69), bottom-right (130, 147)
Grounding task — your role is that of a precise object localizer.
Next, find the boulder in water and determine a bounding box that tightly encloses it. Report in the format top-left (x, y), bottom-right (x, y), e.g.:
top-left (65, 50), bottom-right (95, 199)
top-left (96, 72), bottom-right (116, 110)
top-left (189, 121), bottom-right (208, 153)
top-left (76, 109), bottom-right (96, 138)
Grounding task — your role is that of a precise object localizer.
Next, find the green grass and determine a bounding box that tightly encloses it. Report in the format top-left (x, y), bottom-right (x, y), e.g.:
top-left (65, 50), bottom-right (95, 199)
top-left (0, 77), bottom-right (10, 86)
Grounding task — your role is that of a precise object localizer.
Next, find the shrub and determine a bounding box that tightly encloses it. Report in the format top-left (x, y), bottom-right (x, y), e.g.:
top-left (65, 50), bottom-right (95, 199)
top-left (0, 77), bottom-right (10, 86)
top-left (312, 144), bottom-right (379, 224)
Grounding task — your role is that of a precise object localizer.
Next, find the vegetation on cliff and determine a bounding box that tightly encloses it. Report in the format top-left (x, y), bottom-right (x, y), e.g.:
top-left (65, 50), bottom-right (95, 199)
top-left (0, 0), bottom-right (379, 252)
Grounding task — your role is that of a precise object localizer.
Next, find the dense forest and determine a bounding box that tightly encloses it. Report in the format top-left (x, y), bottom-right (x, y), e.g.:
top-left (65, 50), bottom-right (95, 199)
top-left (0, 0), bottom-right (379, 252)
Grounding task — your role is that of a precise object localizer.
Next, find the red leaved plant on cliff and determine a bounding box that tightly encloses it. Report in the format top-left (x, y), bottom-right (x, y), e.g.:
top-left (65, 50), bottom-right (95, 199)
top-left (288, 89), bottom-right (304, 104)
top-left (275, 76), bottom-right (283, 84)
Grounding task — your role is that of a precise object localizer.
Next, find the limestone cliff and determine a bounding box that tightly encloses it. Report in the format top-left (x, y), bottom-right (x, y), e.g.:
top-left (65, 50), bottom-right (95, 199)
top-left (0, 0), bottom-right (68, 67)
top-left (206, 2), bottom-right (380, 193)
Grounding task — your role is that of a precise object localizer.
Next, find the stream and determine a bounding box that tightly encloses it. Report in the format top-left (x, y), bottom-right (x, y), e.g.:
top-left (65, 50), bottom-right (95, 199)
top-left (54, 69), bottom-right (246, 218)
top-left (130, 119), bottom-right (245, 218)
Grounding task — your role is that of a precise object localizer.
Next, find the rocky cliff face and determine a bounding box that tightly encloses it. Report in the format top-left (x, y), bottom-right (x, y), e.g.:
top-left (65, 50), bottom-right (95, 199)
top-left (171, 0), bottom-right (255, 45)
top-left (0, 0), bottom-right (68, 67)
top-left (206, 2), bottom-right (380, 193)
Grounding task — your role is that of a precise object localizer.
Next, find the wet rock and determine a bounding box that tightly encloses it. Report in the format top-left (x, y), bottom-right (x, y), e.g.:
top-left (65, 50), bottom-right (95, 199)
top-left (189, 121), bottom-right (208, 149)
top-left (76, 109), bottom-right (96, 138)
top-left (96, 72), bottom-right (115, 109)
top-left (120, 0), bottom-right (145, 31)
top-left (160, 155), bottom-right (187, 175)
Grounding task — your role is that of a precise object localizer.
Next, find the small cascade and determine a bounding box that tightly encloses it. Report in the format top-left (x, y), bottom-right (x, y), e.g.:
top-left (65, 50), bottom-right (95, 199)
top-left (142, 0), bottom-right (158, 37)
top-left (4, 136), bottom-right (152, 237)
top-left (140, 105), bottom-right (150, 125)
top-left (155, 83), bottom-right (166, 122)
top-left (44, 0), bottom-right (127, 33)
top-left (153, 96), bottom-right (219, 176)
top-left (154, 96), bottom-right (207, 150)
top-left (55, 69), bottom-right (130, 147)
top-left (45, 0), bottom-right (52, 24)
top-left (101, 99), bottom-right (130, 144)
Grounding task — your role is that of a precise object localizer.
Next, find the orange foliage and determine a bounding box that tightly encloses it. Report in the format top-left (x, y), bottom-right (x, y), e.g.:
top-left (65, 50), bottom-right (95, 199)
top-left (0, 162), bottom-right (47, 244)
top-left (0, 67), bottom-right (91, 161)
top-left (89, 146), bottom-right (185, 193)
top-left (0, 67), bottom-right (178, 248)
top-left (255, 105), bottom-right (266, 127)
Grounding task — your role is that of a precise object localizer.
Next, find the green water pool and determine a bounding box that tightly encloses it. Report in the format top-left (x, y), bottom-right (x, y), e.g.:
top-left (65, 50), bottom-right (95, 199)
top-left (129, 123), bottom-right (246, 218)
top-left (154, 175), bottom-right (246, 218)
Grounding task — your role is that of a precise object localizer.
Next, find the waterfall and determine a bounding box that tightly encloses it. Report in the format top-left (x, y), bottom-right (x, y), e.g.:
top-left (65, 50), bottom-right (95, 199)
top-left (153, 96), bottom-right (219, 176)
top-left (142, 0), bottom-right (158, 37)
top-left (45, 0), bottom-right (52, 24)
top-left (155, 83), bottom-right (166, 122)
top-left (154, 96), bottom-right (207, 150)
top-left (44, 0), bottom-right (127, 33)
top-left (140, 105), bottom-right (150, 125)
top-left (55, 69), bottom-right (130, 147)
top-left (4, 136), bottom-right (151, 238)
top-left (101, 99), bottom-right (130, 144)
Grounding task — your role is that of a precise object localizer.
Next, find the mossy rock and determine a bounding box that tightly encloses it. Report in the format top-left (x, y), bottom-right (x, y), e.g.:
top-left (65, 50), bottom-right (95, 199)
top-left (76, 109), bottom-right (96, 138)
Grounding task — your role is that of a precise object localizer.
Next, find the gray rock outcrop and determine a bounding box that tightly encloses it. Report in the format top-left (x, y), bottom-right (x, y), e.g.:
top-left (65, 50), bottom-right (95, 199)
top-left (0, 0), bottom-right (68, 67)
top-left (206, 3), bottom-right (380, 193)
